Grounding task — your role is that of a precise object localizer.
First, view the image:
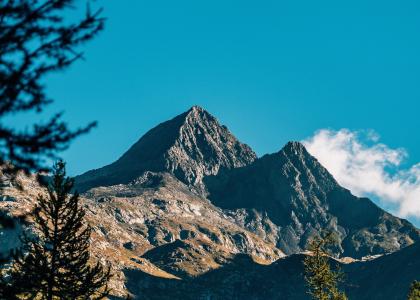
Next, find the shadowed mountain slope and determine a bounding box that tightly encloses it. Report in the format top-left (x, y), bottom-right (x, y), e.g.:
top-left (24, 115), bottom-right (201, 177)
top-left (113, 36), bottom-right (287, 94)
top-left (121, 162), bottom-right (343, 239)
top-left (75, 106), bottom-right (256, 193)
top-left (123, 243), bottom-right (420, 300)
top-left (205, 141), bottom-right (420, 258)
top-left (344, 241), bottom-right (420, 299)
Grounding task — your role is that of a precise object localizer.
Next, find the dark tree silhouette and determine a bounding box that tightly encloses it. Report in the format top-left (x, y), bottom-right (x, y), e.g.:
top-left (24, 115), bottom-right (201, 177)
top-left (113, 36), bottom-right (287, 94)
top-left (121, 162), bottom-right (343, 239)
top-left (303, 233), bottom-right (347, 300)
top-left (0, 0), bottom-right (104, 228)
top-left (1, 161), bottom-right (111, 299)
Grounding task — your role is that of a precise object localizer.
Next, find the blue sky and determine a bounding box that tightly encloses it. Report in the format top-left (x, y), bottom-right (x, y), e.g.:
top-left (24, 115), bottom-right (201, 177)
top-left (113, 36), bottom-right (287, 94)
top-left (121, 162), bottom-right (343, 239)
top-left (33, 0), bottom-right (420, 212)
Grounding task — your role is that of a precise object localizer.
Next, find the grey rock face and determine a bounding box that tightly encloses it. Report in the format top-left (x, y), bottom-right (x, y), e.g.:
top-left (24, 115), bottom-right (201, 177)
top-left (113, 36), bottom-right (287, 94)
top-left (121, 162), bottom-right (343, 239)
top-left (75, 106), bottom-right (256, 194)
top-left (205, 141), bottom-right (420, 258)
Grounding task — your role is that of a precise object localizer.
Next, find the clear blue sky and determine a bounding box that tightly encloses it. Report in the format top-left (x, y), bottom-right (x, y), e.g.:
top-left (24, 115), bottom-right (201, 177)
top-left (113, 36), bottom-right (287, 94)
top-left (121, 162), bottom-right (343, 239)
top-left (36, 0), bottom-right (419, 177)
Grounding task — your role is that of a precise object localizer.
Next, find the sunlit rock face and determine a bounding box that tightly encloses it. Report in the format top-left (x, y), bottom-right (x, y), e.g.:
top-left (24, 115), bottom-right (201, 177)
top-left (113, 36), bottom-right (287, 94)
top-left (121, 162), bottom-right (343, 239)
top-left (0, 170), bottom-right (283, 297)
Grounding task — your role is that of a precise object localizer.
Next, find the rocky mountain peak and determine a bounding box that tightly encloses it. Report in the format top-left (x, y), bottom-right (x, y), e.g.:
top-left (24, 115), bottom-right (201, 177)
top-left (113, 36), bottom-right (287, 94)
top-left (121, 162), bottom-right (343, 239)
top-left (166, 107), bottom-right (257, 193)
top-left (182, 105), bottom-right (230, 133)
top-left (74, 106), bottom-right (256, 193)
top-left (280, 141), bottom-right (307, 156)
top-left (277, 141), bottom-right (339, 190)
top-left (186, 104), bottom-right (207, 115)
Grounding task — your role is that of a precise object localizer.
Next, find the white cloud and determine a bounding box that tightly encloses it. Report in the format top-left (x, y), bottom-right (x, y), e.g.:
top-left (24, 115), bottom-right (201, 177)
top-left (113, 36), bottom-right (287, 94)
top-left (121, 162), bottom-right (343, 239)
top-left (302, 129), bottom-right (420, 219)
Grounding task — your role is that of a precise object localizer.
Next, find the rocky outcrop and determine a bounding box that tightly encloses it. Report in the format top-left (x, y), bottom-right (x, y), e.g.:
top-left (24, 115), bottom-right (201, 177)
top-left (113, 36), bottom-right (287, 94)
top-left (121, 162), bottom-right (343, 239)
top-left (74, 106), bottom-right (256, 194)
top-left (0, 171), bottom-right (283, 296)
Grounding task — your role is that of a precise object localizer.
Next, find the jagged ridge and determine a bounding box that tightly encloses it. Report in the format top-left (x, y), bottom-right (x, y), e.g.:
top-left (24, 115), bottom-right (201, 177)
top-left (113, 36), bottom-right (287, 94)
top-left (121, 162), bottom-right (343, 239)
top-left (75, 106), bottom-right (257, 193)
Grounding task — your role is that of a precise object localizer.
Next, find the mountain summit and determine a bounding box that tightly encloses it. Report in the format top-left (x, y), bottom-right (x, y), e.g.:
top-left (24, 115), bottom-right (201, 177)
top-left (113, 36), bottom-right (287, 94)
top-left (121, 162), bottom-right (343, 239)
top-left (75, 106), bottom-right (257, 193)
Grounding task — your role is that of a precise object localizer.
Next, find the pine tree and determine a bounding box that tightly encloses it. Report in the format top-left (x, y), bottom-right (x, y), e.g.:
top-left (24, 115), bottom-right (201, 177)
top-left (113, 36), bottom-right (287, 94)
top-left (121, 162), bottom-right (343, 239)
top-left (303, 233), bottom-right (348, 300)
top-left (1, 161), bottom-right (111, 299)
top-left (408, 281), bottom-right (420, 300)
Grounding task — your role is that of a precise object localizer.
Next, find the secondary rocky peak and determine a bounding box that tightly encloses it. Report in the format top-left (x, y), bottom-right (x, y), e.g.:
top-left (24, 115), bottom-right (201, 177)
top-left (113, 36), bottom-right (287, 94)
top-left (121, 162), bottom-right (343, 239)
top-left (277, 141), bottom-right (338, 188)
top-left (281, 141), bottom-right (307, 156)
top-left (74, 106), bottom-right (256, 193)
top-left (278, 141), bottom-right (323, 168)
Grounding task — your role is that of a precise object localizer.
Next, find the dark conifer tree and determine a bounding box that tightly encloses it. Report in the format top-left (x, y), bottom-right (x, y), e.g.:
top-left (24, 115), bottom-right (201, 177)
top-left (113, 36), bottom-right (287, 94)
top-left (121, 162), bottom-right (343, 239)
top-left (0, 0), bottom-right (104, 229)
top-left (303, 233), bottom-right (347, 300)
top-left (1, 161), bottom-right (111, 299)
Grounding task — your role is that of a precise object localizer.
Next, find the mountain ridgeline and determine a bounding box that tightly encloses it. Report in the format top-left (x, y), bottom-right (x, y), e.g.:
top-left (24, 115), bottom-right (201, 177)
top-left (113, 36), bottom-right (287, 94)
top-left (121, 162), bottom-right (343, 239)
top-left (75, 106), bottom-right (419, 259)
top-left (75, 106), bottom-right (256, 194)
top-left (3, 106), bottom-right (417, 299)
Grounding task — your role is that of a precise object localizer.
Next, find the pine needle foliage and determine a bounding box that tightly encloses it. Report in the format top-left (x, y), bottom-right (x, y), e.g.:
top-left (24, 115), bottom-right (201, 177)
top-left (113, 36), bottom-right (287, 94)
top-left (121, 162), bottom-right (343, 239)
top-left (1, 161), bottom-right (111, 299)
top-left (303, 233), bottom-right (348, 300)
top-left (0, 0), bottom-right (104, 230)
top-left (408, 281), bottom-right (420, 300)
top-left (0, 0), bottom-right (104, 179)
